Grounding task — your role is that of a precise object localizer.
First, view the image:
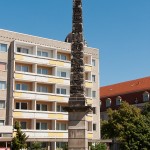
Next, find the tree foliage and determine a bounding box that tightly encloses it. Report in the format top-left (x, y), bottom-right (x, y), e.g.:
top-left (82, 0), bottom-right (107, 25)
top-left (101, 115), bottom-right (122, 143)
top-left (12, 121), bottom-right (28, 150)
top-left (91, 143), bottom-right (107, 150)
top-left (101, 102), bottom-right (150, 150)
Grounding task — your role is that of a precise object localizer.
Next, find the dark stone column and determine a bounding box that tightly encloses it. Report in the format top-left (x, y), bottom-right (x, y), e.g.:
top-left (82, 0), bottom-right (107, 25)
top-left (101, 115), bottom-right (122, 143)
top-left (64, 0), bottom-right (92, 149)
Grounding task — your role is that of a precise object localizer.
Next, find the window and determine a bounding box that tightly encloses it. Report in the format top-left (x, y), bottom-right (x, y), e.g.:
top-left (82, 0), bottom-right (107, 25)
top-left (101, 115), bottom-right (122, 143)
top-left (57, 105), bottom-right (65, 112)
top-left (37, 51), bottom-right (48, 57)
top-left (36, 122), bottom-right (47, 130)
top-left (143, 91), bottom-right (149, 102)
top-left (0, 44), bottom-right (7, 52)
top-left (93, 124), bottom-right (96, 131)
top-left (16, 83), bottom-right (28, 91)
top-left (0, 120), bottom-right (4, 126)
top-left (57, 54), bottom-right (67, 60)
top-left (56, 123), bottom-right (67, 130)
top-left (0, 81), bottom-right (6, 90)
top-left (106, 98), bottom-right (111, 107)
top-left (16, 65), bottom-right (29, 72)
top-left (37, 86), bottom-right (48, 93)
top-left (17, 47), bottom-right (29, 54)
top-left (37, 68), bottom-right (48, 75)
top-left (92, 75), bottom-right (96, 82)
top-left (57, 71), bottom-right (67, 78)
top-left (116, 96), bottom-right (122, 105)
top-left (92, 59), bottom-right (96, 66)
top-left (0, 62), bottom-right (6, 70)
top-left (16, 102), bottom-right (27, 110)
top-left (20, 122), bottom-right (27, 129)
top-left (92, 91), bottom-right (96, 98)
top-left (0, 101), bottom-right (5, 109)
top-left (36, 104), bottom-right (47, 111)
top-left (57, 88), bottom-right (66, 95)
top-left (93, 107), bottom-right (96, 114)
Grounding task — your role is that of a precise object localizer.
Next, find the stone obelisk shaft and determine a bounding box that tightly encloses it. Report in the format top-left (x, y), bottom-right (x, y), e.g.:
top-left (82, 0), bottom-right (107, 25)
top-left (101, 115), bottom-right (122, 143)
top-left (65, 0), bottom-right (92, 150)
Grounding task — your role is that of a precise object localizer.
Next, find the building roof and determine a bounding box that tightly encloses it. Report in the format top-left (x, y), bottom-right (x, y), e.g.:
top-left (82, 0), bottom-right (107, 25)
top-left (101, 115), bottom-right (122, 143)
top-left (100, 76), bottom-right (150, 98)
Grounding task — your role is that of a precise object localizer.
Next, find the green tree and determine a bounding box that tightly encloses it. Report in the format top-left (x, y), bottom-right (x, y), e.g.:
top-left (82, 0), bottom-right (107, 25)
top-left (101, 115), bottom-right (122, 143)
top-left (30, 142), bottom-right (42, 150)
top-left (12, 121), bottom-right (28, 150)
top-left (101, 102), bottom-right (150, 150)
top-left (91, 143), bottom-right (107, 150)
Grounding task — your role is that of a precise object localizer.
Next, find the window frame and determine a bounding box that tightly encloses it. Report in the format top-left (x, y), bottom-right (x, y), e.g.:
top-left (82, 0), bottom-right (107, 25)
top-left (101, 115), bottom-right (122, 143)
top-left (16, 83), bottom-right (28, 91)
top-left (37, 85), bottom-right (48, 93)
top-left (15, 102), bottom-right (28, 110)
top-left (36, 122), bottom-right (48, 130)
top-left (0, 44), bottom-right (7, 52)
top-left (92, 75), bottom-right (96, 82)
top-left (0, 81), bottom-right (6, 90)
top-left (36, 103), bottom-right (47, 111)
top-left (57, 88), bottom-right (67, 95)
top-left (92, 91), bottom-right (96, 98)
top-left (0, 100), bottom-right (5, 109)
top-left (106, 98), bottom-right (111, 108)
top-left (92, 59), bottom-right (96, 66)
top-left (143, 91), bottom-right (150, 102)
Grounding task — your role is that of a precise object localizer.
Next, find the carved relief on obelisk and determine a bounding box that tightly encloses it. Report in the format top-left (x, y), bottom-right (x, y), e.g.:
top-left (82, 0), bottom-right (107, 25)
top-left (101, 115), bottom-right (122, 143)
top-left (64, 0), bottom-right (92, 150)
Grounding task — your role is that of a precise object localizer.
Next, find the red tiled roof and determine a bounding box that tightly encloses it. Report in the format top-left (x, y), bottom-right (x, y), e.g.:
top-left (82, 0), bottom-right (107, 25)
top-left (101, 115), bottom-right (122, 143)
top-left (100, 76), bottom-right (150, 98)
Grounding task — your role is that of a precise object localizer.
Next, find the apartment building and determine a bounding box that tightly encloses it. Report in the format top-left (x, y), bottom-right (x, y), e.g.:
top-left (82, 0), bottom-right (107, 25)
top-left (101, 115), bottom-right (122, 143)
top-left (0, 29), bottom-right (100, 149)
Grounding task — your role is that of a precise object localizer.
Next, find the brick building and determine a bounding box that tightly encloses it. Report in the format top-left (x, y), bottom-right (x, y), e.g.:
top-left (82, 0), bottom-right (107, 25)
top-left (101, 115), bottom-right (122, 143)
top-left (100, 77), bottom-right (150, 120)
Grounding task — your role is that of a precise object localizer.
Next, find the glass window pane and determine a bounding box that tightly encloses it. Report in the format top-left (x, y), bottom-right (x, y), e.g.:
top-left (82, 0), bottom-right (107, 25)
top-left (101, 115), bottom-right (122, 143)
top-left (42, 52), bottom-right (48, 57)
top-left (92, 91), bottom-right (96, 98)
top-left (57, 54), bottom-right (60, 59)
top-left (42, 104), bottom-right (47, 111)
top-left (16, 65), bottom-right (21, 71)
top-left (61, 124), bottom-right (66, 130)
top-left (21, 103), bottom-right (27, 110)
top-left (16, 102), bottom-right (20, 109)
top-left (41, 123), bottom-right (47, 130)
top-left (0, 44), bottom-right (7, 52)
top-left (36, 123), bottom-right (40, 130)
top-left (0, 81), bottom-right (6, 90)
top-left (0, 120), bottom-right (4, 126)
top-left (37, 68), bottom-right (41, 74)
top-left (37, 51), bottom-right (41, 56)
top-left (92, 59), bottom-right (95, 66)
top-left (61, 89), bottom-right (66, 95)
top-left (22, 66), bottom-right (28, 72)
top-left (16, 84), bottom-right (20, 90)
top-left (42, 69), bottom-right (48, 75)
top-left (17, 47), bottom-right (21, 52)
top-left (57, 88), bottom-right (60, 94)
top-left (22, 48), bottom-right (28, 54)
top-left (36, 104), bottom-right (40, 110)
top-left (0, 101), bottom-right (5, 109)
top-left (22, 84), bottom-right (28, 91)
top-left (21, 122), bottom-right (26, 129)
top-left (61, 72), bottom-right (66, 77)
top-left (61, 55), bottom-right (66, 60)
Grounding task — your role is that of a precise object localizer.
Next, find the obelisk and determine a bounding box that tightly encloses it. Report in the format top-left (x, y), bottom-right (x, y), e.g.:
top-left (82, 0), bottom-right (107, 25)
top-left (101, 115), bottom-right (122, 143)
top-left (64, 0), bottom-right (92, 149)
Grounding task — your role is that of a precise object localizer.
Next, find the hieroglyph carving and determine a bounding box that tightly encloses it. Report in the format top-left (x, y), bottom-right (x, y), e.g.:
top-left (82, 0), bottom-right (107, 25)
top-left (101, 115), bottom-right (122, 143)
top-left (70, 0), bottom-right (85, 100)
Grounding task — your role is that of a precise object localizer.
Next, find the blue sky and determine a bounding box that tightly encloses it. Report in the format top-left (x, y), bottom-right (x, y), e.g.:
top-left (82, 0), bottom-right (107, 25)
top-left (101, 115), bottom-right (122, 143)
top-left (0, 0), bottom-right (150, 86)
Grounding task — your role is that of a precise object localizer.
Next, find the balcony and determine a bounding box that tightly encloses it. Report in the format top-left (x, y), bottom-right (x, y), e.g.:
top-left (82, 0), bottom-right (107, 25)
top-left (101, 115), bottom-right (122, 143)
top-left (14, 73), bottom-right (70, 85)
top-left (15, 54), bottom-right (92, 71)
top-left (14, 91), bottom-right (69, 103)
top-left (13, 110), bottom-right (68, 120)
top-left (15, 54), bottom-right (70, 68)
top-left (24, 130), bottom-right (68, 138)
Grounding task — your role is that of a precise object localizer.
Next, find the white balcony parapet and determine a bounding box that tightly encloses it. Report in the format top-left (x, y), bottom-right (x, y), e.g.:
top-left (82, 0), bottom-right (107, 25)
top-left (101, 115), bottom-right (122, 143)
top-left (13, 110), bottom-right (68, 120)
top-left (0, 126), bottom-right (13, 133)
top-left (23, 130), bottom-right (68, 138)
